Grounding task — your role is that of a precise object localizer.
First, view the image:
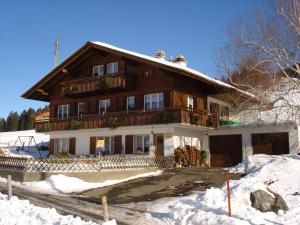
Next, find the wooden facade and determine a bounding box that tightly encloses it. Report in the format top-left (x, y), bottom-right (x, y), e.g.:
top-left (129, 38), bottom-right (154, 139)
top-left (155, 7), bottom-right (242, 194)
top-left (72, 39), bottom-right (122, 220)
top-left (23, 42), bottom-right (239, 132)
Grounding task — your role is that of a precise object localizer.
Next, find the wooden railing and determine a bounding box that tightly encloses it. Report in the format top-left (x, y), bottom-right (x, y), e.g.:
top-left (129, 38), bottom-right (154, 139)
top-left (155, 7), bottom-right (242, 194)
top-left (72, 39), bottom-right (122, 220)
top-left (0, 156), bottom-right (174, 172)
top-left (61, 74), bottom-right (126, 97)
top-left (35, 108), bottom-right (218, 132)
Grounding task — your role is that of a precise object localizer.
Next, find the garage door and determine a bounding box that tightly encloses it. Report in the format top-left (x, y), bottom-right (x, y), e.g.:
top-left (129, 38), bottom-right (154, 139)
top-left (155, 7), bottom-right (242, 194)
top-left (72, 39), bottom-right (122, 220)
top-left (252, 133), bottom-right (289, 155)
top-left (209, 134), bottom-right (243, 167)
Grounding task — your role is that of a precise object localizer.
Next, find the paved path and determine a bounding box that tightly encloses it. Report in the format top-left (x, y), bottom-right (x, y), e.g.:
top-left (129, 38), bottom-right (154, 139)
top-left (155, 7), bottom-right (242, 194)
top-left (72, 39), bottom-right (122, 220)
top-left (79, 167), bottom-right (240, 204)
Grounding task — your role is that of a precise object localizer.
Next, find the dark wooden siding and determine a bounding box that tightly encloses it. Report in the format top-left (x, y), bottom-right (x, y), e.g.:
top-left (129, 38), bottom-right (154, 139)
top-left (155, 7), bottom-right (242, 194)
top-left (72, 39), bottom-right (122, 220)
top-left (252, 133), bottom-right (289, 155)
top-left (209, 134), bottom-right (243, 167)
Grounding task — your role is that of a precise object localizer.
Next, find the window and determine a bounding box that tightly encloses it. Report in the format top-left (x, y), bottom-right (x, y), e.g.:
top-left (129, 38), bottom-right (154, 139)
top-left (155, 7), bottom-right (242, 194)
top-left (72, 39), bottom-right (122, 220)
top-left (78, 103), bottom-right (84, 116)
top-left (54, 138), bottom-right (69, 153)
top-left (57, 105), bottom-right (69, 118)
top-left (219, 105), bottom-right (230, 121)
top-left (96, 136), bottom-right (115, 154)
top-left (143, 70), bottom-right (153, 79)
top-left (127, 96), bottom-right (135, 111)
top-left (92, 65), bottom-right (104, 77)
top-left (187, 96), bottom-right (194, 109)
top-left (144, 93), bottom-right (164, 110)
top-left (99, 99), bottom-right (111, 114)
top-left (107, 62), bottom-right (118, 74)
top-left (134, 134), bottom-right (150, 154)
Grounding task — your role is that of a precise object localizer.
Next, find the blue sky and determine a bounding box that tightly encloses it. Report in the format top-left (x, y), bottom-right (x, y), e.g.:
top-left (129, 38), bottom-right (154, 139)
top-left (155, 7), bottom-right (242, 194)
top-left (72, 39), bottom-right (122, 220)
top-left (0, 0), bottom-right (267, 118)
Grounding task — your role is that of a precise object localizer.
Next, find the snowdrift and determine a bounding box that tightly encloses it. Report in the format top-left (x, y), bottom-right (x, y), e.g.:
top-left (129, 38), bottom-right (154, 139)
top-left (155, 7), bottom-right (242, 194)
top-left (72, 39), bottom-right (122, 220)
top-left (147, 154), bottom-right (300, 225)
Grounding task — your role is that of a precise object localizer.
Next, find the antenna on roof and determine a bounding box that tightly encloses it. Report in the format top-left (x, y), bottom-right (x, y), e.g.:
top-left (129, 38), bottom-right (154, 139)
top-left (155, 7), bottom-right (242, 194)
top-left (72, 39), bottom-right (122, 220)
top-left (54, 35), bottom-right (59, 67)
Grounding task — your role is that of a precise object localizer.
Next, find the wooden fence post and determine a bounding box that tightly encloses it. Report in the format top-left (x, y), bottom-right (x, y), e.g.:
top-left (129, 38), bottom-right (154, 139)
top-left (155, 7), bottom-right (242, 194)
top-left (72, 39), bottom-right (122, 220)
top-left (226, 174), bottom-right (231, 216)
top-left (7, 175), bottom-right (12, 200)
top-left (101, 195), bottom-right (109, 222)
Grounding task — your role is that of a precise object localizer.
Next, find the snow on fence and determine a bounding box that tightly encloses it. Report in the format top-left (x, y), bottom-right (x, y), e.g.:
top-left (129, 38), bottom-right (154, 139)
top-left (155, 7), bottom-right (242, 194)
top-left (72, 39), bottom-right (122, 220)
top-left (0, 156), bottom-right (174, 172)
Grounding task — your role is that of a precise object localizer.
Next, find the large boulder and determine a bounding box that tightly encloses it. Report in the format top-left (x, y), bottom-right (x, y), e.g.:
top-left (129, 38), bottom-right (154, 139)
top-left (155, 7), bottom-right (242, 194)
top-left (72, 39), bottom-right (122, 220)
top-left (250, 188), bottom-right (289, 214)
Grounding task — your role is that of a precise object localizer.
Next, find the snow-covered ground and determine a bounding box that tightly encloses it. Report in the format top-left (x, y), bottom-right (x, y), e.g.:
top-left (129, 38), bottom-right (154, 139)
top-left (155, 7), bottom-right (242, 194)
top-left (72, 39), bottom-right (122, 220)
top-left (0, 192), bottom-right (98, 225)
top-left (0, 170), bottom-right (163, 194)
top-left (0, 130), bottom-right (49, 158)
top-left (0, 130), bottom-right (49, 147)
top-left (144, 154), bottom-right (300, 225)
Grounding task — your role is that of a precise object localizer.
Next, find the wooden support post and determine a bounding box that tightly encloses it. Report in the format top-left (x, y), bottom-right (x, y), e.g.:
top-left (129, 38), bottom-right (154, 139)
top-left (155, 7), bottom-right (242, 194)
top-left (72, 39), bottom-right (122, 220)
top-left (226, 174), bottom-right (231, 216)
top-left (101, 195), bottom-right (109, 222)
top-left (7, 175), bottom-right (12, 200)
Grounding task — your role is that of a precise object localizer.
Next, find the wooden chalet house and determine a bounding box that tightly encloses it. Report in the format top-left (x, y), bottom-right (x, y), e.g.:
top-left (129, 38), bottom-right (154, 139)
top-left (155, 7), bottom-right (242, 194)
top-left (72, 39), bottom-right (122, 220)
top-left (22, 41), bottom-right (253, 160)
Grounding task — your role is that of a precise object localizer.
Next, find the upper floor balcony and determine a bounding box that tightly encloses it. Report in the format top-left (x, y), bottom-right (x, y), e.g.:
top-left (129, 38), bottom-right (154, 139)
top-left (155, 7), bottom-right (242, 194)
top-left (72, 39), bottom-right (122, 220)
top-left (35, 107), bottom-right (219, 132)
top-left (61, 73), bottom-right (129, 97)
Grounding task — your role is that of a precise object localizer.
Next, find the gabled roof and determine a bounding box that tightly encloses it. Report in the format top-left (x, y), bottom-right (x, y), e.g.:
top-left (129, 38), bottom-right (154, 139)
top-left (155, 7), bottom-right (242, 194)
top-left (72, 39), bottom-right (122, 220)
top-left (22, 41), bottom-right (256, 101)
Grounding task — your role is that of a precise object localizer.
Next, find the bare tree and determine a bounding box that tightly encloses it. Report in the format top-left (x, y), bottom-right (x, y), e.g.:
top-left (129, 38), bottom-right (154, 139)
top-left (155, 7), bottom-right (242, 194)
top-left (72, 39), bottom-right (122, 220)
top-left (218, 0), bottom-right (300, 125)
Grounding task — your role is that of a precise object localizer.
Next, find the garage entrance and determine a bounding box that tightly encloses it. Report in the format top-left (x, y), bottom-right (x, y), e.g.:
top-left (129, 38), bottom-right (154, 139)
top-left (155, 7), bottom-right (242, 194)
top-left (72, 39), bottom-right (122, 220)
top-left (252, 132), bottom-right (289, 155)
top-left (209, 134), bottom-right (243, 167)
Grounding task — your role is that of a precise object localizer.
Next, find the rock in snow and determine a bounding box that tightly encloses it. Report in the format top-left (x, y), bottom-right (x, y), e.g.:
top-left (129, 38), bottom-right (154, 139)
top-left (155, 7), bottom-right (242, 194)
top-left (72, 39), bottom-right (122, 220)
top-left (250, 188), bottom-right (289, 213)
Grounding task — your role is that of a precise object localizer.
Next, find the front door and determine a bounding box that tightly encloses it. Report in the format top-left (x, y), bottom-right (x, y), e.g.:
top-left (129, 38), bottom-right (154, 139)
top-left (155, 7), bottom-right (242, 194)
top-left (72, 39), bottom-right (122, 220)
top-left (154, 134), bottom-right (164, 157)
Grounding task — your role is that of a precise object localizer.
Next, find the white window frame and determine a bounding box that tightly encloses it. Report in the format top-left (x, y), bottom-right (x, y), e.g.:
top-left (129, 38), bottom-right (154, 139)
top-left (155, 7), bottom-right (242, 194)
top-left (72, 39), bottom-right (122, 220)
top-left (92, 65), bottom-right (104, 77)
top-left (99, 99), bottom-right (111, 114)
top-left (127, 96), bottom-right (135, 111)
top-left (78, 102), bottom-right (84, 116)
top-left (144, 93), bottom-right (164, 110)
top-left (107, 62), bottom-right (118, 75)
top-left (54, 138), bottom-right (69, 154)
top-left (57, 104), bottom-right (69, 118)
top-left (187, 96), bottom-right (194, 109)
top-left (134, 134), bottom-right (150, 154)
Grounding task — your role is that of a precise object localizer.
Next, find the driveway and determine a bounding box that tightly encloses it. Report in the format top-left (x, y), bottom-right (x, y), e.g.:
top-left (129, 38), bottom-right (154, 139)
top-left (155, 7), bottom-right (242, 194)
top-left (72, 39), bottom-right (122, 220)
top-left (78, 167), bottom-right (241, 204)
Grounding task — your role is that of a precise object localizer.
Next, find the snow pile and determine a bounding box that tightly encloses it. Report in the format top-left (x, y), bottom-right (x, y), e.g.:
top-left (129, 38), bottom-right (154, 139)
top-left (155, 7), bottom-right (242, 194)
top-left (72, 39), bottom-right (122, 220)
top-left (0, 192), bottom-right (98, 225)
top-left (147, 154), bottom-right (300, 225)
top-left (0, 147), bottom-right (49, 158)
top-left (0, 170), bottom-right (163, 194)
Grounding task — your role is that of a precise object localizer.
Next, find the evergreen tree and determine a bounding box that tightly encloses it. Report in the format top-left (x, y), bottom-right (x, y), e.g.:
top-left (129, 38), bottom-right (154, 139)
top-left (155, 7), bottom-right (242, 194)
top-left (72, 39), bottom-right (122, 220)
top-left (25, 108), bottom-right (36, 130)
top-left (19, 110), bottom-right (27, 130)
top-left (6, 111), bottom-right (19, 131)
top-left (0, 118), bottom-right (6, 132)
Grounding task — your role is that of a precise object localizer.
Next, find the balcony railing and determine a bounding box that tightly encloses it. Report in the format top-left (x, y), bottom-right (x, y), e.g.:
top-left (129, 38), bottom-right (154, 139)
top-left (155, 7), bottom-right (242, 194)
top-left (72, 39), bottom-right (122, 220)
top-left (35, 108), bottom-right (219, 132)
top-left (61, 74), bottom-right (127, 97)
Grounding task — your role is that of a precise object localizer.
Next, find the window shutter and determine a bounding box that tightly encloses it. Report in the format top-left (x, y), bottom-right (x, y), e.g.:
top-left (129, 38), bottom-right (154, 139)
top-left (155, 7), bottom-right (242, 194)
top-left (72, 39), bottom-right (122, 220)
top-left (70, 103), bottom-right (75, 116)
top-left (84, 101), bottom-right (89, 114)
top-left (193, 97), bottom-right (197, 109)
top-left (95, 100), bottom-right (99, 114)
top-left (49, 139), bottom-right (55, 155)
top-left (69, 137), bottom-right (76, 155)
top-left (114, 135), bottom-right (122, 154)
top-left (90, 136), bottom-right (96, 155)
top-left (119, 61), bottom-right (125, 73)
top-left (125, 135), bottom-right (133, 154)
top-left (164, 92), bottom-right (170, 108)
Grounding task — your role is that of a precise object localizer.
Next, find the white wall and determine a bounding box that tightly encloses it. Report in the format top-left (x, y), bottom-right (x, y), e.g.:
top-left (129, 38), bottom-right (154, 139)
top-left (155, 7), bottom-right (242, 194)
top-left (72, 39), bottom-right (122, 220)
top-left (0, 130), bottom-right (49, 147)
top-left (50, 124), bottom-right (175, 156)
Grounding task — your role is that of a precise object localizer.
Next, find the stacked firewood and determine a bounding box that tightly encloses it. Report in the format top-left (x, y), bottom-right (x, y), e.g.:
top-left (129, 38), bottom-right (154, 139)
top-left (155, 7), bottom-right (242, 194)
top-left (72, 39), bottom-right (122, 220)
top-left (174, 145), bottom-right (201, 167)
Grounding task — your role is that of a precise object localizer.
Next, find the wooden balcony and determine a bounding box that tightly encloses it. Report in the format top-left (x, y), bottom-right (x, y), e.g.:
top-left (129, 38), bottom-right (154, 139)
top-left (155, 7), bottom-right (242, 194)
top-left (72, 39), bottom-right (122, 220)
top-left (61, 74), bottom-right (127, 97)
top-left (35, 108), bottom-right (218, 132)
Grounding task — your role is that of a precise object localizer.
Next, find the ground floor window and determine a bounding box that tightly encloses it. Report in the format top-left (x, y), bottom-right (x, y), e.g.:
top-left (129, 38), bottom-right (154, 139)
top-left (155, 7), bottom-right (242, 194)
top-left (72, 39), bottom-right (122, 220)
top-left (134, 134), bottom-right (150, 154)
top-left (54, 138), bottom-right (69, 153)
top-left (96, 136), bottom-right (115, 155)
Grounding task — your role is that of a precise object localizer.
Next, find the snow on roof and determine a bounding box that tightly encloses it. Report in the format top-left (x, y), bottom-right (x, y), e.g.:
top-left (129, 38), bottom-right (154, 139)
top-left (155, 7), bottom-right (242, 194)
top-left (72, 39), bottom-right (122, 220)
top-left (92, 41), bottom-right (256, 98)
